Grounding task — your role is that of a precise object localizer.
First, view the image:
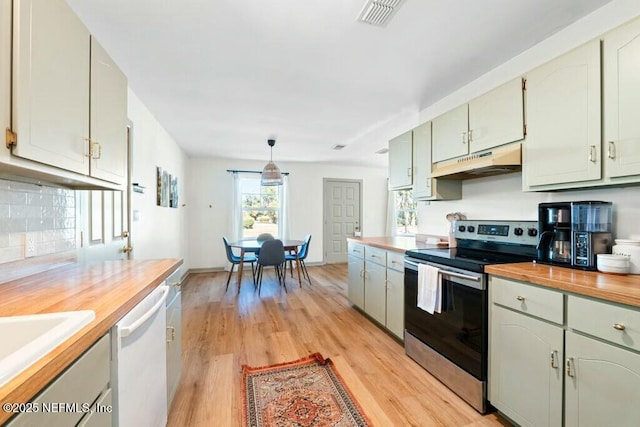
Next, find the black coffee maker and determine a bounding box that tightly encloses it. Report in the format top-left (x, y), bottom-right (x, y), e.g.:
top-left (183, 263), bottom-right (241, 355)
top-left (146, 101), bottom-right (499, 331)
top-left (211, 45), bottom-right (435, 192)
top-left (537, 201), bottom-right (613, 269)
top-left (538, 203), bottom-right (572, 265)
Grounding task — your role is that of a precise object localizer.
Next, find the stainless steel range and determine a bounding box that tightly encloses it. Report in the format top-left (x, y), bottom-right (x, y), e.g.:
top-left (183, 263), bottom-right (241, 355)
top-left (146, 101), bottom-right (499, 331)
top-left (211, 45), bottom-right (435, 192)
top-left (404, 220), bottom-right (538, 413)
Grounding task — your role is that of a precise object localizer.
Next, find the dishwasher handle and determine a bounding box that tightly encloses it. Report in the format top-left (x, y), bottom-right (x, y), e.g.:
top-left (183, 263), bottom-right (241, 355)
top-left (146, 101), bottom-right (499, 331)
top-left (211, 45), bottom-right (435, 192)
top-left (119, 286), bottom-right (169, 338)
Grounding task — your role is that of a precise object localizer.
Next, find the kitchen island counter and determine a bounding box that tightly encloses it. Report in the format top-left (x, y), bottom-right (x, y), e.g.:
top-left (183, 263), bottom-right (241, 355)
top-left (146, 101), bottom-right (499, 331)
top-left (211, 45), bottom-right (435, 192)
top-left (0, 258), bottom-right (182, 424)
top-left (486, 262), bottom-right (640, 308)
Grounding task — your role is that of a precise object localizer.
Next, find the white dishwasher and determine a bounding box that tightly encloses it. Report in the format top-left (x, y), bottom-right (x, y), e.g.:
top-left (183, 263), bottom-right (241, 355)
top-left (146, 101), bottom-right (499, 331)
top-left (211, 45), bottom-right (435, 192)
top-left (111, 285), bottom-right (169, 426)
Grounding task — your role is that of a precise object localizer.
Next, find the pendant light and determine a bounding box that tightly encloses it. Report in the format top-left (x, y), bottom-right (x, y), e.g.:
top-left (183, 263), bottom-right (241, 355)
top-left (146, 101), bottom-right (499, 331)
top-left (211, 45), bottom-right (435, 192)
top-left (261, 139), bottom-right (283, 186)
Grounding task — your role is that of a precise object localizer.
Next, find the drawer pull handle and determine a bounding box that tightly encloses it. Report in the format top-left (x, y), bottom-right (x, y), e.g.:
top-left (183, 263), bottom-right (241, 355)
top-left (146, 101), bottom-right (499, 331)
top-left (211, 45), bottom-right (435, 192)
top-left (566, 357), bottom-right (575, 378)
top-left (613, 323), bottom-right (626, 331)
top-left (550, 350), bottom-right (558, 369)
top-left (516, 296), bottom-right (525, 302)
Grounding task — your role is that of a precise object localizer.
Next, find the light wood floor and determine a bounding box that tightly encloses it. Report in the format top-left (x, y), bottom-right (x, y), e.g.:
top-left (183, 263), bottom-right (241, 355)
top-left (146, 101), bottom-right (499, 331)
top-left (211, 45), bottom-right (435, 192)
top-left (167, 264), bottom-right (512, 427)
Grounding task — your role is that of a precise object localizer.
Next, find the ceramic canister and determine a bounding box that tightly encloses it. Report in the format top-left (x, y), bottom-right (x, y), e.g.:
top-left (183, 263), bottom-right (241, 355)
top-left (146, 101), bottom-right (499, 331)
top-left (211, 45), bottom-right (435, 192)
top-left (612, 240), bottom-right (640, 274)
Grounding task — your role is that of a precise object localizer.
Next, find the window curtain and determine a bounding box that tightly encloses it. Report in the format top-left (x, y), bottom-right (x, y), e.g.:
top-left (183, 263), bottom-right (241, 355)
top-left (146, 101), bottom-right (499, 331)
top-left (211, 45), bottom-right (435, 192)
top-left (385, 181), bottom-right (395, 236)
top-left (227, 172), bottom-right (243, 272)
top-left (281, 175), bottom-right (291, 239)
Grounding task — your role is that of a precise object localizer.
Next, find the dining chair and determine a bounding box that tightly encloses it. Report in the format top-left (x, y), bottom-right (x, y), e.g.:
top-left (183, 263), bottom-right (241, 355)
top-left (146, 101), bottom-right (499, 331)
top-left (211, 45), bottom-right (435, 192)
top-left (222, 237), bottom-right (257, 292)
top-left (256, 239), bottom-right (286, 295)
top-left (285, 234), bottom-right (312, 285)
top-left (256, 233), bottom-right (274, 242)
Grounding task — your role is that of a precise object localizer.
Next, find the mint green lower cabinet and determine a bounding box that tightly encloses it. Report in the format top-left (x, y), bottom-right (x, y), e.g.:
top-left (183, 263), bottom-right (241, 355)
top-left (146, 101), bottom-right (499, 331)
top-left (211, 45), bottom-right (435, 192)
top-left (490, 305), bottom-right (563, 427)
top-left (565, 330), bottom-right (640, 427)
top-left (364, 260), bottom-right (386, 325)
top-left (347, 254), bottom-right (365, 309)
top-left (385, 268), bottom-right (404, 339)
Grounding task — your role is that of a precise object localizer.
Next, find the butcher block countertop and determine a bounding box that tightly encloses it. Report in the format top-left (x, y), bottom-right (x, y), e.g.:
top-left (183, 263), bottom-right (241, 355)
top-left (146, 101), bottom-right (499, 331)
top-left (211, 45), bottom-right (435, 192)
top-left (347, 236), bottom-right (446, 253)
top-left (0, 258), bottom-right (182, 424)
top-left (486, 262), bottom-right (640, 308)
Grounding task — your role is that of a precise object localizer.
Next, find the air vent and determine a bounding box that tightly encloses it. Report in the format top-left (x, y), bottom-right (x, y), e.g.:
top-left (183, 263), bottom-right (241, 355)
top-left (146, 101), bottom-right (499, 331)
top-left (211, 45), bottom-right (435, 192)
top-left (332, 144), bottom-right (347, 150)
top-left (357, 0), bottom-right (406, 27)
top-left (376, 147), bottom-right (389, 154)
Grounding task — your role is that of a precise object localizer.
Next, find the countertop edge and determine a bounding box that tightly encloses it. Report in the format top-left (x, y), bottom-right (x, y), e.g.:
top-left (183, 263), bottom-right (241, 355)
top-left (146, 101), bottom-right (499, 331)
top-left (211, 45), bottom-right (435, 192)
top-left (486, 262), bottom-right (640, 308)
top-left (0, 258), bottom-right (183, 424)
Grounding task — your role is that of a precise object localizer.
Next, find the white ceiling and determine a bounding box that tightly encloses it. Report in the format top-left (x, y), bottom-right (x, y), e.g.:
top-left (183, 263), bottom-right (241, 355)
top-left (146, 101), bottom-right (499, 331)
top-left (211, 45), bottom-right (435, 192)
top-left (66, 0), bottom-right (612, 168)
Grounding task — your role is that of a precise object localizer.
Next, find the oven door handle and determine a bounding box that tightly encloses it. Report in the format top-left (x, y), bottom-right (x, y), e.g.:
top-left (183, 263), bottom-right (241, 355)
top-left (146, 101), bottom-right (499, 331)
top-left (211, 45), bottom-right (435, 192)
top-left (439, 270), bottom-right (481, 282)
top-left (405, 260), bottom-right (480, 282)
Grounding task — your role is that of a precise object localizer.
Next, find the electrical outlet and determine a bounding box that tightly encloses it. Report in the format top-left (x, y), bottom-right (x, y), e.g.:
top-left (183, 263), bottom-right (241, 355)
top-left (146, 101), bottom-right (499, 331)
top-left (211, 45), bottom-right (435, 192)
top-left (25, 233), bottom-right (37, 258)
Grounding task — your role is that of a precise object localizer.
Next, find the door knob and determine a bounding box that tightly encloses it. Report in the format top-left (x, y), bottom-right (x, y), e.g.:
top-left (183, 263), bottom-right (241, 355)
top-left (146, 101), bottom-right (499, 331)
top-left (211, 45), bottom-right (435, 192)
top-left (122, 246), bottom-right (133, 254)
top-left (122, 230), bottom-right (130, 238)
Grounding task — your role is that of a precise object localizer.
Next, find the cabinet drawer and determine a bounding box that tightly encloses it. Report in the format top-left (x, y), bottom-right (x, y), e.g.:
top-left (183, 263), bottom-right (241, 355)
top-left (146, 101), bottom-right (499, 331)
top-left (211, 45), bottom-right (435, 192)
top-left (7, 333), bottom-right (110, 427)
top-left (387, 251), bottom-right (405, 272)
top-left (77, 388), bottom-right (112, 427)
top-left (365, 246), bottom-right (387, 266)
top-left (348, 242), bottom-right (365, 259)
top-left (491, 276), bottom-right (564, 324)
top-left (568, 295), bottom-right (640, 352)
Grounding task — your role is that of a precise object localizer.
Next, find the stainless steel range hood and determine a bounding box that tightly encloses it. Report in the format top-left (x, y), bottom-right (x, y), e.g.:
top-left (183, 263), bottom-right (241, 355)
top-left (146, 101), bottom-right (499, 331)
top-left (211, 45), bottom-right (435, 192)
top-left (431, 143), bottom-right (522, 180)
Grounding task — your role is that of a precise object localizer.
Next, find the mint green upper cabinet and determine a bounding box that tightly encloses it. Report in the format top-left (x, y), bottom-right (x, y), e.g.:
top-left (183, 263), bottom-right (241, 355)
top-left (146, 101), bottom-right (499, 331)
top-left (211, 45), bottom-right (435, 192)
top-left (468, 78), bottom-right (524, 153)
top-left (412, 121), bottom-right (432, 199)
top-left (1, 0), bottom-right (8, 138)
top-left (90, 37), bottom-right (128, 184)
top-left (388, 130), bottom-right (413, 190)
top-left (603, 16), bottom-right (640, 180)
top-left (10, 0), bottom-right (127, 186)
top-left (523, 39), bottom-right (602, 189)
top-left (12, 0), bottom-right (91, 175)
top-left (432, 104), bottom-right (469, 163)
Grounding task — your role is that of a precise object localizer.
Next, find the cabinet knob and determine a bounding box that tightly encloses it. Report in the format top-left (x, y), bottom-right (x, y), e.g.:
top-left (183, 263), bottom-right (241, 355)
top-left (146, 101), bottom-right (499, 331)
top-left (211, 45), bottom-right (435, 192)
top-left (167, 326), bottom-right (175, 342)
top-left (516, 296), bottom-right (525, 302)
top-left (613, 323), bottom-right (626, 331)
top-left (589, 145), bottom-right (597, 163)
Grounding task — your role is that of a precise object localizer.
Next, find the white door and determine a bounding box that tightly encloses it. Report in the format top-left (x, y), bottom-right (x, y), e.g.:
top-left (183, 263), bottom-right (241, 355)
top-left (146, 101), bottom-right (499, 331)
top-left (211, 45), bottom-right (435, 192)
top-left (76, 126), bottom-right (130, 261)
top-left (603, 16), bottom-right (640, 179)
top-left (323, 179), bottom-right (361, 264)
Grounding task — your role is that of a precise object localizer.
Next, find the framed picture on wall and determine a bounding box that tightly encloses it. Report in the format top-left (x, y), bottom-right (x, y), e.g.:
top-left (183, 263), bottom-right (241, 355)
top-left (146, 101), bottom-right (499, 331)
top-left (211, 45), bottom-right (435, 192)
top-left (156, 167), bottom-right (163, 206)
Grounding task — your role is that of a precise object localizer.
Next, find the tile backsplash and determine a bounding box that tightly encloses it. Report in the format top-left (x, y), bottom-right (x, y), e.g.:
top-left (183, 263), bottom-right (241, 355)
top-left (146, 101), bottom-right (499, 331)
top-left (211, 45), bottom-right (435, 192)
top-left (0, 179), bottom-right (76, 264)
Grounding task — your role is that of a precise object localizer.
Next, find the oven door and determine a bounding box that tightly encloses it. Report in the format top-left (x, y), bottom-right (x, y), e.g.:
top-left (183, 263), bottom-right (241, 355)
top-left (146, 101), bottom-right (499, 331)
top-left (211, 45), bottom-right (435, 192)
top-left (404, 258), bottom-right (487, 380)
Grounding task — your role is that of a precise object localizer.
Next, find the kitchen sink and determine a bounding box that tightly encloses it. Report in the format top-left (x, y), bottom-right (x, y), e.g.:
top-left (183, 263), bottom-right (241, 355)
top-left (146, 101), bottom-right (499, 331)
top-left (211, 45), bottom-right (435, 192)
top-left (0, 310), bottom-right (95, 388)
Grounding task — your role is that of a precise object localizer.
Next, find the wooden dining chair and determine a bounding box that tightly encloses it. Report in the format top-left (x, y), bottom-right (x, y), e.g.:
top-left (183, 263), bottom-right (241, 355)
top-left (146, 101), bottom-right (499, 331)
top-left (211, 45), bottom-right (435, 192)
top-left (222, 237), bottom-right (257, 292)
top-left (256, 239), bottom-right (286, 295)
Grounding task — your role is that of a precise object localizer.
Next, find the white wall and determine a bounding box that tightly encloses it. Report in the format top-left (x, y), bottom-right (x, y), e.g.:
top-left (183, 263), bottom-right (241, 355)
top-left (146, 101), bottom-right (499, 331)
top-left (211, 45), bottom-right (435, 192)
top-left (418, 173), bottom-right (640, 239)
top-left (417, 0), bottom-right (640, 239)
top-left (186, 158), bottom-right (388, 269)
top-left (128, 89), bottom-right (189, 267)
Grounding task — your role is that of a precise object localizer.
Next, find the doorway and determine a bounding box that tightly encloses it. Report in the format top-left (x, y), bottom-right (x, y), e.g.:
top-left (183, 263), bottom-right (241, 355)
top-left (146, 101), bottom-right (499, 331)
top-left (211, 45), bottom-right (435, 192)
top-left (323, 179), bottom-right (362, 264)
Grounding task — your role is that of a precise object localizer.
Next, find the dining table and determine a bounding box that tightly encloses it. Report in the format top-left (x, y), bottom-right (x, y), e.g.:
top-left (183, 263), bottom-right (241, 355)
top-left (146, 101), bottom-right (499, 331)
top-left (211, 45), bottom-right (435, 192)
top-left (228, 239), bottom-right (305, 292)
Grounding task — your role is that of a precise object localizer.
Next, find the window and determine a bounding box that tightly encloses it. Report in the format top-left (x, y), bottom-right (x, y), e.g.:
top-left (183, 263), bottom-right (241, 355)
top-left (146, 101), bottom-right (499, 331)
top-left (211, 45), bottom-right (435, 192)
top-left (395, 189), bottom-right (418, 235)
top-left (239, 176), bottom-right (282, 239)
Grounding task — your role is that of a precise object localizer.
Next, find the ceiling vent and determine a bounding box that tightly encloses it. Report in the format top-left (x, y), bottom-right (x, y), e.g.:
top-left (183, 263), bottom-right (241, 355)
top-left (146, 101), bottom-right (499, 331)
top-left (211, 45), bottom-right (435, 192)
top-left (332, 144), bottom-right (347, 150)
top-left (376, 147), bottom-right (389, 154)
top-left (357, 0), bottom-right (406, 27)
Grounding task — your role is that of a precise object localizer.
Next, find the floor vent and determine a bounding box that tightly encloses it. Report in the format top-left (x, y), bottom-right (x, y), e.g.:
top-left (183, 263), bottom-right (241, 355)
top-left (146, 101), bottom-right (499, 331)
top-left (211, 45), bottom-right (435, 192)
top-left (357, 0), bottom-right (406, 27)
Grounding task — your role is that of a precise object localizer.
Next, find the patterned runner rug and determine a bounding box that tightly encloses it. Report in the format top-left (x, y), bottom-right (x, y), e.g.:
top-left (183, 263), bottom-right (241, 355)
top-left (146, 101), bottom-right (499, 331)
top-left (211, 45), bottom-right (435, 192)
top-left (242, 353), bottom-right (370, 426)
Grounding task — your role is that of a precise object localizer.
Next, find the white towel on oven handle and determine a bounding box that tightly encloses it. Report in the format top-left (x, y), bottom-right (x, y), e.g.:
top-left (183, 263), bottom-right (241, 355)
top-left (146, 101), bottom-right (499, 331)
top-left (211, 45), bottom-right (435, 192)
top-left (417, 263), bottom-right (442, 314)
